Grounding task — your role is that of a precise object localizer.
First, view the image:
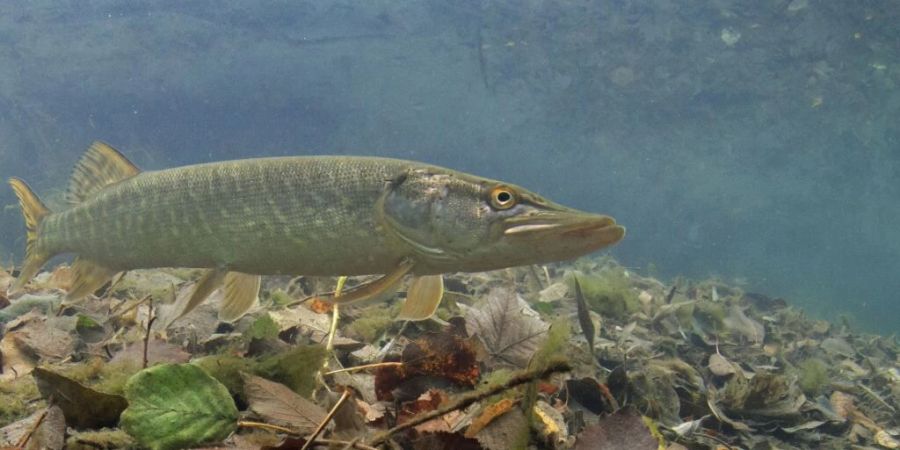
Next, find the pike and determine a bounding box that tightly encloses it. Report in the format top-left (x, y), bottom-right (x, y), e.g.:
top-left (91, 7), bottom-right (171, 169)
top-left (8, 142), bottom-right (624, 324)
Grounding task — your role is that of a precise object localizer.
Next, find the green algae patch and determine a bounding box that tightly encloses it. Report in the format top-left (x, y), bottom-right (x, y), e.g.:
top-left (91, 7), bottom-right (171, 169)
top-left (346, 305), bottom-right (393, 342)
top-left (566, 270), bottom-right (639, 319)
top-left (256, 344), bottom-right (327, 397)
top-left (796, 358), bottom-right (830, 396)
top-left (120, 363), bottom-right (238, 450)
top-left (247, 313), bottom-right (280, 341)
top-left (0, 376), bottom-right (40, 426)
top-left (193, 354), bottom-right (256, 401)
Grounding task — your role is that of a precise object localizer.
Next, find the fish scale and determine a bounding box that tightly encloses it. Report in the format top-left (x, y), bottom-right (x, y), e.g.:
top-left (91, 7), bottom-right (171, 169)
top-left (44, 156), bottom-right (407, 275)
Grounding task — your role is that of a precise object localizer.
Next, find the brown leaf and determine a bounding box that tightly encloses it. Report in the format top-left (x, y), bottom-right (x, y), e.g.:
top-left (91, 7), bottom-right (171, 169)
top-left (31, 368), bottom-right (127, 429)
top-left (463, 287), bottom-right (549, 369)
top-left (472, 408), bottom-right (529, 450)
top-left (242, 373), bottom-right (328, 434)
top-left (1, 313), bottom-right (75, 372)
top-left (25, 405), bottom-right (65, 450)
top-left (306, 298), bottom-right (333, 314)
top-left (574, 408), bottom-right (657, 450)
top-left (465, 398), bottom-right (515, 437)
top-left (110, 339), bottom-right (191, 365)
top-left (410, 432), bottom-right (484, 450)
top-left (375, 326), bottom-right (480, 401)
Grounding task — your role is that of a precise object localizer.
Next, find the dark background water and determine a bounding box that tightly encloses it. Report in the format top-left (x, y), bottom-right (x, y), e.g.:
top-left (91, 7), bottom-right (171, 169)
top-left (1, 1), bottom-right (897, 332)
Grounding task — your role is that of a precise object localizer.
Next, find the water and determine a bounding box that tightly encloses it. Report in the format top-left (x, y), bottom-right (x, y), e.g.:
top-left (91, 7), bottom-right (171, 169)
top-left (1, 1), bottom-right (897, 332)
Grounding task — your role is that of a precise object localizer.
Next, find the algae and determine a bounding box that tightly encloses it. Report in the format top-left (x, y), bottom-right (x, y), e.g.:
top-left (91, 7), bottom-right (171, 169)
top-left (566, 269), bottom-right (639, 319)
top-left (796, 358), bottom-right (830, 396)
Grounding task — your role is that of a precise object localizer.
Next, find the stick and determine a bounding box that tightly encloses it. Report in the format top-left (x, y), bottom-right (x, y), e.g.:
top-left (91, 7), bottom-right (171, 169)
top-left (324, 362), bottom-right (403, 376)
top-left (301, 388), bottom-right (352, 450)
top-left (368, 358), bottom-right (572, 446)
top-left (142, 300), bottom-right (156, 369)
top-left (237, 422), bottom-right (378, 450)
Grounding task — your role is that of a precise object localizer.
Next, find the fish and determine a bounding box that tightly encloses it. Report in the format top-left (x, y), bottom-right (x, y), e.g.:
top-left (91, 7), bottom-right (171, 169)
top-left (8, 141), bottom-right (624, 323)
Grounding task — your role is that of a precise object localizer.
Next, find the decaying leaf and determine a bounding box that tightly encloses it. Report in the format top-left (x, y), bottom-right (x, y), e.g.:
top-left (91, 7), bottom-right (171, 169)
top-left (242, 373), bottom-right (327, 434)
top-left (463, 287), bottom-right (549, 369)
top-left (564, 377), bottom-right (618, 415)
top-left (472, 407), bottom-right (529, 450)
top-left (26, 405), bottom-right (65, 450)
top-left (574, 408), bottom-right (657, 450)
top-left (533, 400), bottom-right (567, 448)
top-left (0, 312), bottom-right (75, 381)
top-left (375, 325), bottom-right (479, 401)
top-left (573, 277), bottom-right (595, 356)
top-left (32, 368), bottom-right (127, 429)
top-left (120, 363), bottom-right (238, 450)
top-left (722, 371), bottom-right (805, 419)
top-left (708, 353), bottom-right (737, 377)
top-left (722, 305), bottom-right (765, 344)
top-left (465, 398), bottom-right (516, 437)
top-left (110, 339), bottom-right (191, 366)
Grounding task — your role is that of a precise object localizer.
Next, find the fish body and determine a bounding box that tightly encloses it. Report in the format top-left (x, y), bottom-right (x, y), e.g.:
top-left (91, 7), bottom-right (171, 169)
top-left (9, 142), bottom-right (624, 322)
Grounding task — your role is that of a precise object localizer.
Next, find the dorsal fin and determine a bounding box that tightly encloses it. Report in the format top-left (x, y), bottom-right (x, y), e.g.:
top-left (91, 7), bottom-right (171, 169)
top-left (66, 141), bottom-right (141, 204)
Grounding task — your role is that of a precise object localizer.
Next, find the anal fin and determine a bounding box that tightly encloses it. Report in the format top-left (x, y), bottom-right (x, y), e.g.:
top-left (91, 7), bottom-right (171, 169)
top-left (396, 275), bottom-right (444, 321)
top-left (219, 272), bottom-right (260, 322)
top-left (66, 257), bottom-right (117, 302)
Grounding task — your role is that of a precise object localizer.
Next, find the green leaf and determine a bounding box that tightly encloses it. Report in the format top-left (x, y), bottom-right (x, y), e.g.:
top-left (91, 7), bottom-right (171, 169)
top-left (120, 363), bottom-right (238, 450)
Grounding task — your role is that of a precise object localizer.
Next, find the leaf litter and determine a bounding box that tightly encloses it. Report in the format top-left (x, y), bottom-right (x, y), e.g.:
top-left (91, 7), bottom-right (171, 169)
top-left (0, 259), bottom-right (896, 449)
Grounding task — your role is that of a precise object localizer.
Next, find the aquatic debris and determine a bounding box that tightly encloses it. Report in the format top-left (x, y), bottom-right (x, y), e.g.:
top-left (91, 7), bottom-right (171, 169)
top-left (462, 287), bottom-right (549, 369)
top-left (720, 27), bottom-right (741, 46)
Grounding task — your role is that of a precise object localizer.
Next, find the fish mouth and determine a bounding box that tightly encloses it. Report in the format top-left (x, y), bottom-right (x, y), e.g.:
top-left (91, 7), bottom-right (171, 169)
top-left (503, 211), bottom-right (625, 249)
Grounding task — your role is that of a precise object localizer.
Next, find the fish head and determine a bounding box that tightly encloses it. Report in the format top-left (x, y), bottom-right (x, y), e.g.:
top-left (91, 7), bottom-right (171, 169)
top-left (377, 167), bottom-right (625, 272)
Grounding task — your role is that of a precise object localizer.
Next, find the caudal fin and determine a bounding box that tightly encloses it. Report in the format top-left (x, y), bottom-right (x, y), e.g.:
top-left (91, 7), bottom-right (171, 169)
top-left (8, 177), bottom-right (52, 292)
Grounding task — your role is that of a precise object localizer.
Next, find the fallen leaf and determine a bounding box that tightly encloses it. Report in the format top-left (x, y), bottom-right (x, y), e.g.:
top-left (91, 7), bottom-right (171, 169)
top-left (465, 398), bottom-right (515, 437)
top-left (32, 368), bottom-right (128, 429)
top-left (574, 408), bottom-right (657, 450)
top-left (375, 325), bottom-right (480, 401)
top-left (306, 297), bottom-right (333, 314)
top-left (564, 377), bottom-right (618, 415)
top-left (463, 287), bottom-right (549, 369)
top-left (110, 339), bottom-right (191, 365)
top-left (120, 364), bottom-right (238, 450)
top-left (242, 373), bottom-right (327, 434)
top-left (25, 405), bottom-right (65, 450)
top-left (473, 407), bottom-right (529, 450)
top-left (708, 353), bottom-right (737, 377)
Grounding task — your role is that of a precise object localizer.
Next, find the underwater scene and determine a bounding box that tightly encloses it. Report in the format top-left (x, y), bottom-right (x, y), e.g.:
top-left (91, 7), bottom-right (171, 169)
top-left (0, 1), bottom-right (898, 449)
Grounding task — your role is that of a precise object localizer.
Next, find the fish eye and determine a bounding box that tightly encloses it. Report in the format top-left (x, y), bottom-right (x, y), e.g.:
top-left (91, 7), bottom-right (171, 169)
top-left (489, 186), bottom-right (517, 210)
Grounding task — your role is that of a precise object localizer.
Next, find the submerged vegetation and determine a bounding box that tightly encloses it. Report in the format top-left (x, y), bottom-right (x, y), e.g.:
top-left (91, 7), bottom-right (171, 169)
top-left (1, 257), bottom-right (897, 449)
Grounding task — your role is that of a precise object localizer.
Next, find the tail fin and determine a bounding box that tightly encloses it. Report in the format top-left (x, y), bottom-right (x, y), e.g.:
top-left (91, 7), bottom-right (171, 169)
top-left (8, 177), bottom-right (52, 292)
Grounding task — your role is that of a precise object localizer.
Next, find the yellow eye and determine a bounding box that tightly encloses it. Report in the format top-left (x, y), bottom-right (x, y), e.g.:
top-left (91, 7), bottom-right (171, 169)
top-left (489, 186), bottom-right (517, 210)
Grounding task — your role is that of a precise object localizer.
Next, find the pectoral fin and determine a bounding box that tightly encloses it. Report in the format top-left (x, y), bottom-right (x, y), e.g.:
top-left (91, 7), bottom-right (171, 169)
top-left (396, 275), bottom-right (444, 321)
top-left (66, 257), bottom-right (117, 302)
top-left (219, 272), bottom-right (260, 322)
top-left (161, 268), bottom-right (226, 328)
top-left (323, 259), bottom-right (414, 305)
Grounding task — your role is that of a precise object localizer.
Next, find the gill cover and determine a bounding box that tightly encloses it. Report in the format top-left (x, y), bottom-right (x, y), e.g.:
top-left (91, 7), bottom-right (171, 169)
top-left (377, 169), bottom-right (490, 260)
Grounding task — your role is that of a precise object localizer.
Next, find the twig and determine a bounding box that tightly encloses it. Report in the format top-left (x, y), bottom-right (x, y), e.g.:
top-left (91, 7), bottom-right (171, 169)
top-left (301, 388), bottom-right (352, 450)
top-left (368, 358), bottom-right (572, 446)
top-left (142, 300), bottom-right (156, 369)
top-left (324, 362), bottom-right (403, 376)
top-left (238, 420), bottom-right (297, 434)
top-left (237, 422), bottom-right (379, 450)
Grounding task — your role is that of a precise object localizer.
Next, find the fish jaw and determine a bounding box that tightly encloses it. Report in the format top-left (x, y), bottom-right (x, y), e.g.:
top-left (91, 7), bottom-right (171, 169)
top-left (500, 210), bottom-right (626, 264)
